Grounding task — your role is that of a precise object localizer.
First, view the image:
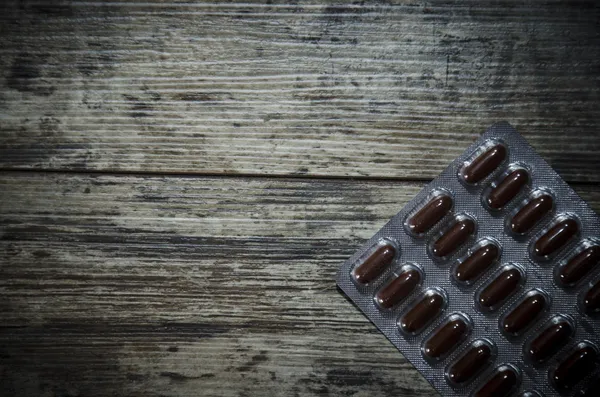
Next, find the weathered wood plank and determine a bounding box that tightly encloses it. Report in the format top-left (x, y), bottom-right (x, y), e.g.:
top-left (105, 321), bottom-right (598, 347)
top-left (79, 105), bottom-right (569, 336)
top-left (0, 173), bottom-right (432, 396)
top-left (1, 1), bottom-right (600, 181)
top-left (1, 173), bottom-right (600, 396)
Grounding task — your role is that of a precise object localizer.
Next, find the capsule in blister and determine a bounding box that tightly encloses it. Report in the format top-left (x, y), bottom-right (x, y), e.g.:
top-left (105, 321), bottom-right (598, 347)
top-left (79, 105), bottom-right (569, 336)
top-left (484, 165), bottom-right (530, 211)
top-left (405, 190), bottom-right (454, 237)
top-left (551, 342), bottom-right (599, 392)
top-left (476, 264), bottom-right (525, 312)
top-left (473, 364), bottom-right (520, 397)
top-left (398, 288), bottom-right (446, 336)
top-left (531, 215), bottom-right (580, 261)
top-left (453, 238), bottom-right (501, 286)
top-left (555, 240), bottom-right (600, 288)
top-left (351, 241), bottom-right (397, 285)
top-left (374, 264), bottom-right (422, 310)
top-left (581, 278), bottom-right (600, 316)
top-left (508, 189), bottom-right (555, 235)
top-left (422, 313), bottom-right (471, 361)
top-left (459, 141), bottom-right (508, 185)
top-left (500, 289), bottom-right (549, 337)
top-left (524, 315), bottom-right (574, 365)
top-left (430, 215), bottom-right (477, 260)
top-left (446, 339), bottom-right (495, 387)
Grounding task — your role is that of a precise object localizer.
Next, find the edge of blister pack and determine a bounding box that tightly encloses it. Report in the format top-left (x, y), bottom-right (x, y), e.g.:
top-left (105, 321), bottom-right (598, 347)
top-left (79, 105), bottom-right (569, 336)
top-left (336, 122), bottom-right (600, 397)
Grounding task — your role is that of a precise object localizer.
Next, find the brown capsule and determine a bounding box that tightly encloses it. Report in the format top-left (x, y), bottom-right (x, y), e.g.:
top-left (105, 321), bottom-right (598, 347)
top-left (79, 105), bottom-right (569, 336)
top-left (527, 319), bottom-right (573, 364)
top-left (533, 218), bottom-right (579, 258)
top-left (447, 342), bottom-right (493, 385)
top-left (501, 291), bottom-right (547, 336)
top-left (583, 279), bottom-right (600, 315)
top-left (432, 219), bottom-right (476, 258)
top-left (423, 316), bottom-right (469, 360)
top-left (399, 291), bottom-right (445, 335)
top-left (462, 144), bottom-right (507, 184)
top-left (352, 244), bottom-right (396, 285)
top-left (552, 344), bottom-right (598, 392)
top-left (375, 268), bottom-right (421, 309)
top-left (510, 194), bottom-right (554, 234)
top-left (474, 366), bottom-right (519, 397)
top-left (406, 195), bottom-right (453, 235)
top-left (478, 268), bottom-right (522, 310)
top-left (486, 169), bottom-right (529, 210)
top-left (454, 243), bottom-right (500, 283)
top-left (558, 246), bottom-right (600, 287)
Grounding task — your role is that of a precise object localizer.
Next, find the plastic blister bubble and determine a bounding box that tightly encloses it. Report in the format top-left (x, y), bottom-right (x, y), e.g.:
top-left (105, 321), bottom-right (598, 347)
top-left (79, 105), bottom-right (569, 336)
top-left (337, 122), bottom-right (600, 396)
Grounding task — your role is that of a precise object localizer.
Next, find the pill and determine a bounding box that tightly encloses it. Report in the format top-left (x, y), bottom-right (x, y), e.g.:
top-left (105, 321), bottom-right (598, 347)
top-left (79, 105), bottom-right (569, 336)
top-left (352, 244), bottom-right (396, 285)
top-left (501, 291), bottom-right (547, 336)
top-left (431, 219), bottom-right (476, 258)
top-left (478, 268), bottom-right (522, 310)
top-left (526, 318), bottom-right (573, 364)
top-left (447, 341), bottom-right (493, 385)
top-left (558, 245), bottom-right (600, 287)
top-left (486, 169), bottom-right (529, 210)
top-left (533, 218), bottom-right (579, 258)
top-left (399, 290), bottom-right (445, 335)
top-left (510, 194), bottom-right (554, 234)
top-left (474, 366), bottom-right (519, 397)
top-left (582, 279), bottom-right (600, 315)
top-left (454, 243), bottom-right (500, 283)
top-left (551, 344), bottom-right (598, 392)
top-left (375, 268), bottom-right (421, 309)
top-left (406, 195), bottom-right (453, 235)
top-left (462, 144), bottom-right (507, 184)
top-left (423, 315), bottom-right (469, 360)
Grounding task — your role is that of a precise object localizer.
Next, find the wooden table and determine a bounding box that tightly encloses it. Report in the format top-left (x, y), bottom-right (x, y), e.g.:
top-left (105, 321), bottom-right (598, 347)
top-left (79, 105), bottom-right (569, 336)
top-left (1, 1), bottom-right (599, 396)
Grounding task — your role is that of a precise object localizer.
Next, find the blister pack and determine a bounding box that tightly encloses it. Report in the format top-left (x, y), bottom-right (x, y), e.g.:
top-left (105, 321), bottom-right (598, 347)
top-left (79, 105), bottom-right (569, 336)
top-left (336, 123), bottom-right (599, 396)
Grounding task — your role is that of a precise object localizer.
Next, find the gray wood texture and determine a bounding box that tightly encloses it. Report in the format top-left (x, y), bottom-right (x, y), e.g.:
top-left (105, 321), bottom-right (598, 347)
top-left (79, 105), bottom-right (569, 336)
top-left (1, 0), bottom-right (600, 181)
top-left (0, 175), bottom-right (444, 397)
top-left (1, 173), bottom-right (599, 396)
top-left (1, 0), bottom-right (599, 396)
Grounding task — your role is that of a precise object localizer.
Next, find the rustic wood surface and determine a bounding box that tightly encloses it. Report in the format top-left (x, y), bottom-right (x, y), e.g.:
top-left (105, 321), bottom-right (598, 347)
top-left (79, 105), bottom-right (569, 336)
top-left (2, 0), bottom-right (600, 181)
top-left (1, 1), bottom-right (599, 396)
top-left (1, 173), bottom-right (599, 396)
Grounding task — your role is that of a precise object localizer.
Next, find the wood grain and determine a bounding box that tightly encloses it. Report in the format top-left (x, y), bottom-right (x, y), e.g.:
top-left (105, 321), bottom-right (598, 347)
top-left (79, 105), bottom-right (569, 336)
top-left (1, 172), bottom-right (600, 396)
top-left (1, 1), bottom-right (600, 181)
top-left (1, 1), bottom-right (600, 396)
